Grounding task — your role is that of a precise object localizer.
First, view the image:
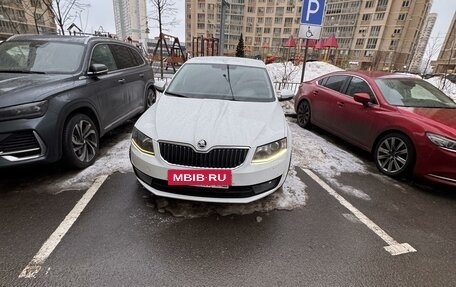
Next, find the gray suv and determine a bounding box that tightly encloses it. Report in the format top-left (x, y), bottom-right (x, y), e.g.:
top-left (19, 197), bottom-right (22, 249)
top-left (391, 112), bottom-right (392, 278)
top-left (0, 35), bottom-right (155, 168)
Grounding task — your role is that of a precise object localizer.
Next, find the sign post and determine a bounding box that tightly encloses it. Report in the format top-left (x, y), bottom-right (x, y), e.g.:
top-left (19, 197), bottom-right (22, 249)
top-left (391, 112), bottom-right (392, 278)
top-left (299, 0), bottom-right (326, 83)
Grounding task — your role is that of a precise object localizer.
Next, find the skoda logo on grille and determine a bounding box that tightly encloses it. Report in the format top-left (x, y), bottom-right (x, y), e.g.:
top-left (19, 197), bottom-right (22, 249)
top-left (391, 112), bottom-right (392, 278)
top-left (197, 139), bottom-right (207, 149)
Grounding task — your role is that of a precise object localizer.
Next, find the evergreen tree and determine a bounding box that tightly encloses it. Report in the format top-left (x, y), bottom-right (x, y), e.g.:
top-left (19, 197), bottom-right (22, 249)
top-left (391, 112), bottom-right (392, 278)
top-left (235, 33), bottom-right (245, 57)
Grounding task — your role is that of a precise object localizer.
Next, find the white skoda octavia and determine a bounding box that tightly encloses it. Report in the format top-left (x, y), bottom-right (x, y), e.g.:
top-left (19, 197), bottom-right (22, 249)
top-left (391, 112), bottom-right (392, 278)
top-left (130, 56), bottom-right (293, 203)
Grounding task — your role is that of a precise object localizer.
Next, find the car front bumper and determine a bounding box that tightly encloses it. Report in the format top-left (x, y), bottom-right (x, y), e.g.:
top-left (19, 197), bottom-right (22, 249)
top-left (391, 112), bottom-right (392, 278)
top-left (130, 142), bottom-right (291, 203)
top-left (415, 144), bottom-right (456, 187)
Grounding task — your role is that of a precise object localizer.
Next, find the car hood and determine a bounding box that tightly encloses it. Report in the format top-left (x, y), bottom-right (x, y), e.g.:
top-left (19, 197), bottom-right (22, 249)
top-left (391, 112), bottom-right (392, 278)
top-left (136, 95), bottom-right (288, 149)
top-left (0, 73), bottom-right (75, 107)
top-left (398, 107), bottom-right (456, 137)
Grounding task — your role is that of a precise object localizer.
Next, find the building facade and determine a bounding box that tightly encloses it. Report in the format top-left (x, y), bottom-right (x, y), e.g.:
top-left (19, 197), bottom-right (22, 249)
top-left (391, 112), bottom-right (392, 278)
top-left (433, 11), bottom-right (456, 74)
top-left (409, 12), bottom-right (436, 73)
top-left (0, 0), bottom-right (56, 40)
top-left (113, 0), bottom-right (148, 42)
top-left (185, 0), bottom-right (432, 71)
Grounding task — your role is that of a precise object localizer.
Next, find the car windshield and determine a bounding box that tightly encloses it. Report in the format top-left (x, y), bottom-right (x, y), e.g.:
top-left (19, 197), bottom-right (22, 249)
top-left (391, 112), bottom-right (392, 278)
top-left (375, 78), bottom-right (456, 108)
top-left (165, 63), bottom-right (275, 102)
top-left (0, 40), bottom-right (85, 74)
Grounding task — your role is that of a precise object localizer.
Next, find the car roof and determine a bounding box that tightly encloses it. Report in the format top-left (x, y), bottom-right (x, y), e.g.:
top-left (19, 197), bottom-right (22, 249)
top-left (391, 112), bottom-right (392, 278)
top-left (323, 70), bottom-right (420, 80)
top-left (6, 34), bottom-right (127, 45)
top-left (186, 56), bottom-right (266, 68)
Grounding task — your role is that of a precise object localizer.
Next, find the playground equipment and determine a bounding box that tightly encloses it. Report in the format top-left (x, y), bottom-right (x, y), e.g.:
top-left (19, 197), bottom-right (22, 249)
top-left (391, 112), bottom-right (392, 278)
top-left (151, 33), bottom-right (187, 74)
top-left (192, 36), bottom-right (219, 57)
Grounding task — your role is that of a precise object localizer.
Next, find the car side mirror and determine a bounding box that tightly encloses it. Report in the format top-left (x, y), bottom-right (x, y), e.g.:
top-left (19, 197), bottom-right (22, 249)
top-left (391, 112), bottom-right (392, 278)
top-left (353, 92), bottom-right (371, 107)
top-left (87, 63), bottom-right (108, 76)
top-left (278, 89), bottom-right (294, 101)
top-left (154, 80), bottom-right (167, 93)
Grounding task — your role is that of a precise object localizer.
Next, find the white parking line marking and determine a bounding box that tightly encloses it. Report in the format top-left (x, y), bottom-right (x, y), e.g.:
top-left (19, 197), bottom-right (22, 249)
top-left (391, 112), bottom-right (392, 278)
top-left (302, 168), bottom-right (416, 256)
top-left (19, 175), bottom-right (109, 279)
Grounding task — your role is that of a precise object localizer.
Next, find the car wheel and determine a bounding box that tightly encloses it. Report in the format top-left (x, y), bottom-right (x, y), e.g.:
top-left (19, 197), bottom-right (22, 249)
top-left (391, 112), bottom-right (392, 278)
top-left (63, 114), bottom-right (99, 169)
top-left (374, 133), bottom-right (415, 178)
top-left (146, 88), bottom-right (156, 108)
top-left (296, 100), bottom-right (311, 128)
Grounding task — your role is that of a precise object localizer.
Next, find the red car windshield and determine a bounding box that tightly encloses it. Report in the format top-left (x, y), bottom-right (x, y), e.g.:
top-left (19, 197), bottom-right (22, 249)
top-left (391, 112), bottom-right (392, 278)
top-left (375, 78), bottom-right (456, 108)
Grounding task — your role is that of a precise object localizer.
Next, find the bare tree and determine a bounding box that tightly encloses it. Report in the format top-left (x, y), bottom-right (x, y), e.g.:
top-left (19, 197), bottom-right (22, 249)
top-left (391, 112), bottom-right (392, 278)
top-left (43, 0), bottom-right (89, 35)
top-left (422, 34), bottom-right (442, 75)
top-left (149, 0), bottom-right (179, 78)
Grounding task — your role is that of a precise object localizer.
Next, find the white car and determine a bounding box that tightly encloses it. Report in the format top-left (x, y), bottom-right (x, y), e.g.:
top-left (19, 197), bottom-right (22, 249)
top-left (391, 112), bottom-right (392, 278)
top-left (130, 56), bottom-right (293, 203)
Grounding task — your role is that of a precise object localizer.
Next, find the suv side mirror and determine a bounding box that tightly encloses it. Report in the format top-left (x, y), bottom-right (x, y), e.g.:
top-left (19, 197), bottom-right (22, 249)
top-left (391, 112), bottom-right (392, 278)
top-left (88, 63), bottom-right (108, 76)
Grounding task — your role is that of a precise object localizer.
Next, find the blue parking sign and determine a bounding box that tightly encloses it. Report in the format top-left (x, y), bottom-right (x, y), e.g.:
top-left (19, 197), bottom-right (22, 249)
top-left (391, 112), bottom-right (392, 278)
top-left (300, 0), bottom-right (325, 26)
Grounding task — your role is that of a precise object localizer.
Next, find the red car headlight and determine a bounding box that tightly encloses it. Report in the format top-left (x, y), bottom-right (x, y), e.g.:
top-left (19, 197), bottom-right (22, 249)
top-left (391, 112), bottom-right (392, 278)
top-left (426, 133), bottom-right (456, 152)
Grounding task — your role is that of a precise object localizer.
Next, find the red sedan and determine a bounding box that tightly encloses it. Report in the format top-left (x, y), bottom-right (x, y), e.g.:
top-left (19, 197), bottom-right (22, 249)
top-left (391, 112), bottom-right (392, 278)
top-left (294, 71), bottom-right (456, 187)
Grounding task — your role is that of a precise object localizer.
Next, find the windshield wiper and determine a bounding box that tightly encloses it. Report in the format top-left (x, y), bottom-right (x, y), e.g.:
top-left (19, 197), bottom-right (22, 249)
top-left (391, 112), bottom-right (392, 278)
top-left (0, 70), bottom-right (46, 74)
top-left (223, 65), bottom-right (236, 101)
top-left (166, 91), bottom-right (187, 98)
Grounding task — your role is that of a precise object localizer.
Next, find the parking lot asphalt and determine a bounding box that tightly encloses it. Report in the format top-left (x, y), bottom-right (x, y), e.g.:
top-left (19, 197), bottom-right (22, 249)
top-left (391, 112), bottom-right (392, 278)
top-left (1, 166), bottom-right (455, 286)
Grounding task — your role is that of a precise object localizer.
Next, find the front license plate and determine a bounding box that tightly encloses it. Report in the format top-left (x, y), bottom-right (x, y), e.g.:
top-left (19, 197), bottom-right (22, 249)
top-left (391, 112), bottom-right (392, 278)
top-left (168, 169), bottom-right (232, 186)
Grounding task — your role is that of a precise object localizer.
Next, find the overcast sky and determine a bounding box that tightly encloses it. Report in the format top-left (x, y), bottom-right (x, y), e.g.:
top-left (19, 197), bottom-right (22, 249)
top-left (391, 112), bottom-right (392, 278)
top-left (82, 0), bottom-right (453, 47)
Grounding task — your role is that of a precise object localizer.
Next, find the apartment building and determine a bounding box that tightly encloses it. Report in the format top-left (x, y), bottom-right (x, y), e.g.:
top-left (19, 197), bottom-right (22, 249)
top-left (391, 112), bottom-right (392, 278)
top-left (0, 0), bottom-right (56, 41)
top-left (113, 0), bottom-right (148, 42)
top-left (185, 0), bottom-right (431, 71)
top-left (433, 11), bottom-right (456, 74)
top-left (408, 12), bottom-right (436, 73)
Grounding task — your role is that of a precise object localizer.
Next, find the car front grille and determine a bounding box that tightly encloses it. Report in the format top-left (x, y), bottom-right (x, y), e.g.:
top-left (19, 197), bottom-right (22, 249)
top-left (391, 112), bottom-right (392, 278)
top-left (0, 130), bottom-right (43, 159)
top-left (159, 142), bottom-right (249, 168)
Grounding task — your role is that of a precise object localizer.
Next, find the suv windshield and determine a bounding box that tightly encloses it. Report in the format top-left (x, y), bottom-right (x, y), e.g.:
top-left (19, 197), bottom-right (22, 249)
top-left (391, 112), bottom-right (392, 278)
top-left (376, 78), bottom-right (456, 108)
top-left (166, 63), bottom-right (275, 102)
top-left (0, 40), bottom-right (85, 74)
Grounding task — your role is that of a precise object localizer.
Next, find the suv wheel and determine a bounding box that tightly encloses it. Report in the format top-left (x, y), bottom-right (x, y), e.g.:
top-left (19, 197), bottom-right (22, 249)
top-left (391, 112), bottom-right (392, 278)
top-left (146, 88), bottom-right (156, 108)
top-left (63, 114), bottom-right (99, 169)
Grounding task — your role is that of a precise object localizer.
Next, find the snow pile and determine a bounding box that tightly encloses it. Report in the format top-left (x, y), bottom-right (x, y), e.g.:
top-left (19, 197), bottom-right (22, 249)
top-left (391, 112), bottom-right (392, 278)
top-left (268, 61), bottom-right (342, 115)
top-left (266, 61), bottom-right (342, 83)
top-left (425, 76), bottom-right (456, 102)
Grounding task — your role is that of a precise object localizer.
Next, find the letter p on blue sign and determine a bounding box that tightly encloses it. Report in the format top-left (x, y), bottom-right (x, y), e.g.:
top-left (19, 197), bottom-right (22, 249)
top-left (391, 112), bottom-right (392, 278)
top-left (300, 0), bottom-right (325, 26)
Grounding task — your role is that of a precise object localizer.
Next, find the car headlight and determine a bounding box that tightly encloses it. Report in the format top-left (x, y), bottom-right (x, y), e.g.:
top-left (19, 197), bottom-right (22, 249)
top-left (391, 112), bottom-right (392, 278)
top-left (0, 100), bottom-right (48, 121)
top-left (426, 133), bottom-right (456, 152)
top-left (252, 138), bottom-right (287, 164)
top-left (131, 127), bottom-right (155, 155)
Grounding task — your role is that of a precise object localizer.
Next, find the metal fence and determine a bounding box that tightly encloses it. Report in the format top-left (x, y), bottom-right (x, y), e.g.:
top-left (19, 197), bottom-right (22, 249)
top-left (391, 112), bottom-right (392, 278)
top-left (273, 82), bottom-right (301, 94)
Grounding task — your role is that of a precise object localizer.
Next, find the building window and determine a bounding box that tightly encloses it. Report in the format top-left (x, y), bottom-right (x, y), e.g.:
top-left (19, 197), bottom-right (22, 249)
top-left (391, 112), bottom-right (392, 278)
top-left (375, 13), bottom-right (385, 20)
top-left (273, 27), bottom-right (281, 36)
top-left (398, 13), bottom-right (407, 21)
top-left (355, 39), bottom-right (365, 47)
top-left (264, 27), bottom-right (270, 34)
top-left (389, 39), bottom-right (399, 50)
top-left (266, 7), bottom-right (274, 13)
top-left (377, 0), bottom-right (388, 6)
top-left (366, 38), bottom-right (378, 49)
top-left (197, 23), bottom-right (205, 29)
top-left (274, 17), bottom-right (282, 24)
top-left (402, 1), bottom-right (410, 7)
top-left (247, 6), bottom-right (254, 13)
top-left (362, 14), bottom-right (371, 21)
top-left (370, 26), bottom-right (381, 36)
top-left (31, 0), bottom-right (42, 8)
top-left (365, 1), bottom-right (374, 8)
